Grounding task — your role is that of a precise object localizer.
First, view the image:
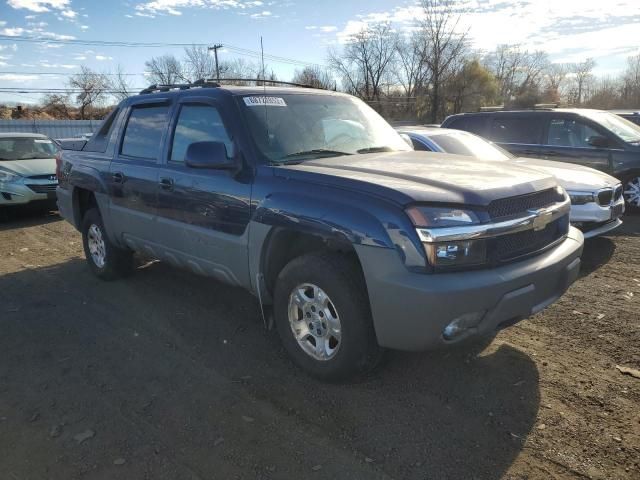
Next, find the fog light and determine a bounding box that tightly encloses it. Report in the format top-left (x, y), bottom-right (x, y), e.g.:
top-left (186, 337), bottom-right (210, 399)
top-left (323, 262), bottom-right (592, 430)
top-left (442, 312), bottom-right (485, 341)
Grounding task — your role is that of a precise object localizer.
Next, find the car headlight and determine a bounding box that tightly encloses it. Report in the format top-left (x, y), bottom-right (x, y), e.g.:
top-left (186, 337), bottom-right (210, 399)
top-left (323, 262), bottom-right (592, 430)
top-left (0, 170), bottom-right (21, 183)
top-left (567, 190), bottom-right (595, 205)
top-left (406, 205), bottom-right (487, 268)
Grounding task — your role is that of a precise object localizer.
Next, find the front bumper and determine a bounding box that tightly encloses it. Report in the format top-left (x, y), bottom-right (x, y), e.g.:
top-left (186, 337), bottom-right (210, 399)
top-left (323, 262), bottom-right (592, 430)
top-left (570, 199), bottom-right (624, 239)
top-left (356, 226), bottom-right (584, 351)
top-left (0, 179), bottom-right (58, 206)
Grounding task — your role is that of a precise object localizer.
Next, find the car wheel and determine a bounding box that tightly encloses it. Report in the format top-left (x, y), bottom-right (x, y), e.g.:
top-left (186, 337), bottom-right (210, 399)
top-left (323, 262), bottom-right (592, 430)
top-left (622, 174), bottom-right (640, 211)
top-left (81, 208), bottom-right (133, 280)
top-left (273, 252), bottom-right (382, 381)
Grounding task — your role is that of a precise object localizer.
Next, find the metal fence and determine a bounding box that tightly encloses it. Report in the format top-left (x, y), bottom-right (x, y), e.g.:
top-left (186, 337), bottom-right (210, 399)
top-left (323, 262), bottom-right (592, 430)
top-left (0, 120), bottom-right (99, 139)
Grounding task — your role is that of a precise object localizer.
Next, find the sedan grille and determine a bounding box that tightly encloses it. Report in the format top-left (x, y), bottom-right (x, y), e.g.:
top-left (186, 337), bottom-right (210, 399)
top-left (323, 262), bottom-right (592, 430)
top-left (487, 188), bottom-right (562, 219)
top-left (614, 185), bottom-right (623, 202)
top-left (26, 184), bottom-right (57, 194)
top-left (597, 188), bottom-right (613, 206)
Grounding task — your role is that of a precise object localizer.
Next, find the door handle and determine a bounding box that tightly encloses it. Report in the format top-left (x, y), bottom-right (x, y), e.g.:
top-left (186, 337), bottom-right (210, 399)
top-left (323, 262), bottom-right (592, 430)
top-left (112, 172), bottom-right (126, 183)
top-left (159, 177), bottom-right (174, 191)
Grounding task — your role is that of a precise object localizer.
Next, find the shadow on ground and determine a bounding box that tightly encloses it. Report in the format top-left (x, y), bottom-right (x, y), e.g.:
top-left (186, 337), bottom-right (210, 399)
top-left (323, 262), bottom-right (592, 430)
top-left (0, 256), bottom-right (540, 479)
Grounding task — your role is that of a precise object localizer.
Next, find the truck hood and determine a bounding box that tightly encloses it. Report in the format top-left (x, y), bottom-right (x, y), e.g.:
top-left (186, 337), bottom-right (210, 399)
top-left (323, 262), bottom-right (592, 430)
top-left (277, 151), bottom-right (557, 206)
top-left (511, 157), bottom-right (620, 191)
top-left (0, 158), bottom-right (56, 177)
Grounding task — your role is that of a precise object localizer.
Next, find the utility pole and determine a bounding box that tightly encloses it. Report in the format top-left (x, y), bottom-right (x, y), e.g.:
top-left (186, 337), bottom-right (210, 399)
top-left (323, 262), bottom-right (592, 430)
top-left (208, 44), bottom-right (223, 82)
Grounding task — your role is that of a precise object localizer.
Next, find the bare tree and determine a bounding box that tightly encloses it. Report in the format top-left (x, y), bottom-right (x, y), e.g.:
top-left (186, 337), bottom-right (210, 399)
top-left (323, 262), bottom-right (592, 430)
top-left (418, 0), bottom-right (469, 122)
top-left (109, 64), bottom-right (133, 101)
top-left (621, 54), bottom-right (640, 107)
top-left (292, 66), bottom-right (335, 89)
top-left (144, 54), bottom-right (186, 85)
top-left (328, 23), bottom-right (397, 101)
top-left (543, 63), bottom-right (569, 102)
top-left (571, 58), bottom-right (596, 105)
top-left (394, 33), bottom-right (428, 98)
top-left (183, 45), bottom-right (216, 82)
top-left (68, 66), bottom-right (110, 120)
top-left (41, 93), bottom-right (72, 119)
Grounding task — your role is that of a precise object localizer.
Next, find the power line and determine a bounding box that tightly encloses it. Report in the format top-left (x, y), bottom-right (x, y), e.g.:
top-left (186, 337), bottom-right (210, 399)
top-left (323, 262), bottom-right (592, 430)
top-left (0, 70), bottom-right (144, 76)
top-left (0, 34), bottom-right (326, 68)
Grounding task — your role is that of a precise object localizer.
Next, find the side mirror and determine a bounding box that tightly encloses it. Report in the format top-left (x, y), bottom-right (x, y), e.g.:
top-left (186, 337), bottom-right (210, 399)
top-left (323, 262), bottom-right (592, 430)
top-left (185, 141), bottom-right (236, 169)
top-left (587, 135), bottom-right (609, 148)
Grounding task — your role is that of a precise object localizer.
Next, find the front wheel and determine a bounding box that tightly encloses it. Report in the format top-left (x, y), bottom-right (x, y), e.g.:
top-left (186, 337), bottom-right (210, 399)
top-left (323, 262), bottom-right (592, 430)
top-left (273, 252), bottom-right (382, 381)
top-left (81, 208), bottom-right (133, 280)
top-left (622, 174), bottom-right (640, 211)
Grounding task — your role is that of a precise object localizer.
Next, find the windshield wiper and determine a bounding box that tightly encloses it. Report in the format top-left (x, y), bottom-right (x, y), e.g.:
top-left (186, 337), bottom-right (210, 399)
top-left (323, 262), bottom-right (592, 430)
top-left (357, 146), bottom-right (394, 154)
top-left (283, 149), bottom-right (352, 159)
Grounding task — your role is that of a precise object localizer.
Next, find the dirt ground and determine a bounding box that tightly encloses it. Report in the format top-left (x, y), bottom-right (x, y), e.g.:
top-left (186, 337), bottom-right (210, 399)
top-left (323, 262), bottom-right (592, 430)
top-left (0, 207), bottom-right (638, 480)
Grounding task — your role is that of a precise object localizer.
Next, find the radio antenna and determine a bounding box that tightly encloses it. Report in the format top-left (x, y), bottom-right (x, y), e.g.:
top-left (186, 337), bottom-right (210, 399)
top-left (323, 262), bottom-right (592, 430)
top-left (260, 36), bottom-right (269, 145)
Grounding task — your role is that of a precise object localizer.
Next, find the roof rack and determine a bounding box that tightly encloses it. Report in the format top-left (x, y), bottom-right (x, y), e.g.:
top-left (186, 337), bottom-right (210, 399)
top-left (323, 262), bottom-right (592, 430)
top-left (139, 80), bottom-right (220, 95)
top-left (196, 78), bottom-right (315, 89)
top-left (139, 78), bottom-right (317, 95)
top-left (533, 103), bottom-right (560, 110)
top-left (479, 105), bottom-right (504, 112)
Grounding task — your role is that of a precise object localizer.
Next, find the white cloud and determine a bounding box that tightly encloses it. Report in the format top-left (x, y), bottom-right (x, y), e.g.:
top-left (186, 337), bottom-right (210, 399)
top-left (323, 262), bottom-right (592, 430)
top-left (61, 9), bottom-right (76, 18)
top-left (334, 0), bottom-right (640, 68)
top-left (73, 54), bottom-right (86, 60)
top-left (95, 55), bottom-right (113, 61)
top-left (80, 24), bottom-right (88, 30)
top-left (7, 0), bottom-right (71, 13)
top-left (306, 25), bottom-right (338, 32)
top-left (133, 0), bottom-right (268, 18)
top-left (38, 61), bottom-right (77, 68)
top-left (250, 10), bottom-right (272, 18)
top-left (0, 73), bottom-right (39, 81)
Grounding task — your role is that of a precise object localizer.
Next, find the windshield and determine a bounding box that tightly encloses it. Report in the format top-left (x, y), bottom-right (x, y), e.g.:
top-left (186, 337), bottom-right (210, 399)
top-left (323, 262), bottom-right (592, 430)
top-left (0, 137), bottom-right (58, 161)
top-left (240, 93), bottom-right (411, 163)
top-left (429, 131), bottom-right (514, 160)
top-left (579, 111), bottom-right (640, 144)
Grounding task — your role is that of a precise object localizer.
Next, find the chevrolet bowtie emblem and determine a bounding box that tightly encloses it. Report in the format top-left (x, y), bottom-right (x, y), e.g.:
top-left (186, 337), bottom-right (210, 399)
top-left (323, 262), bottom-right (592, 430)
top-left (529, 209), bottom-right (553, 231)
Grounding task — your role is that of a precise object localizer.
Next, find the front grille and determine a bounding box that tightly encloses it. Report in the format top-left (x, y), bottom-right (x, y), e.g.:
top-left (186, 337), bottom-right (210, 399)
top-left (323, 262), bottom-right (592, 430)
top-left (488, 188), bottom-right (561, 219)
top-left (26, 184), bottom-right (57, 194)
top-left (614, 185), bottom-right (623, 202)
top-left (28, 174), bottom-right (57, 181)
top-left (493, 216), bottom-right (569, 263)
top-left (597, 188), bottom-right (613, 206)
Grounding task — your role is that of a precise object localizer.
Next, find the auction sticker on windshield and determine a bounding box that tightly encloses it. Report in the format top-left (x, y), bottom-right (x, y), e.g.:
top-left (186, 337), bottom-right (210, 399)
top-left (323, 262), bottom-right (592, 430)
top-left (243, 96), bottom-right (287, 107)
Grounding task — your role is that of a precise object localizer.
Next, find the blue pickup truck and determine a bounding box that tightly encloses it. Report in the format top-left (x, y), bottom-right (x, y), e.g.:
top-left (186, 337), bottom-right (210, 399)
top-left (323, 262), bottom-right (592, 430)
top-left (56, 82), bottom-right (584, 380)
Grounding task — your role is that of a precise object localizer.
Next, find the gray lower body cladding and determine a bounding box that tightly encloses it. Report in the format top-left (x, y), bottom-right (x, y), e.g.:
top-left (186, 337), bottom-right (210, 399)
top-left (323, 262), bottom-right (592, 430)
top-left (356, 226), bottom-right (584, 351)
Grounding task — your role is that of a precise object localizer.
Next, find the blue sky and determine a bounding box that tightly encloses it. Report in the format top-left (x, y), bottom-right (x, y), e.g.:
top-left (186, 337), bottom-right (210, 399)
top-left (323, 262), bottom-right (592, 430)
top-left (0, 0), bottom-right (639, 105)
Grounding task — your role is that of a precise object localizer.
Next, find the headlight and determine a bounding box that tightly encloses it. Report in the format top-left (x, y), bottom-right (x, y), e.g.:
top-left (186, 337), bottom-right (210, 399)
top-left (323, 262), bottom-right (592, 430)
top-left (0, 170), bottom-right (21, 183)
top-left (406, 205), bottom-right (480, 227)
top-left (567, 190), bottom-right (595, 205)
top-left (406, 205), bottom-right (487, 268)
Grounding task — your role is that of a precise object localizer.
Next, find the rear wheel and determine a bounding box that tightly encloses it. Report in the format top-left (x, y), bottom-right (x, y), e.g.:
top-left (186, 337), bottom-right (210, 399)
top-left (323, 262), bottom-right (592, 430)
top-left (622, 174), bottom-right (640, 211)
top-left (81, 208), bottom-right (133, 280)
top-left (273, 252), bottom-right (382, 381)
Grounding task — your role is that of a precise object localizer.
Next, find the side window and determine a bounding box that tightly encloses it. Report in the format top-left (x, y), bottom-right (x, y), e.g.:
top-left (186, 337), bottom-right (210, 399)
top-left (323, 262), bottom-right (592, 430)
top-left (121, 105), bottom-right (169, 159)
top-left (170, 104), bottom-right (233, 163)
top-left (489, 116), bottom-right (543, 144)
top-left (447, 116), bottom-right (486, 135)
top-left (411, 138), bottom-right (431, 151)
top-left (546, 118), bottom-right (601, 148)
top-left (84, 107), bottom-right (119, 153)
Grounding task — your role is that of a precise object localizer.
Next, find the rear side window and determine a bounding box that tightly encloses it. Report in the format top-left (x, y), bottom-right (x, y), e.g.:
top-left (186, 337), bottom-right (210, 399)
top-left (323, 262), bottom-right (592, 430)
top-left (85, 107), bottom-right (119, 153)
top-left (121, 105), bottom-right (169, 159)
top-left (446, 116), bottom-right (486, 135)
top-left (411, 138), bottom-right (430, 151)
top-left (489, 116), bottom-right (543, 144)
top-left (170, 104), bottom-right (233, 162)
top-left (546, 118), bottom-right (601, 148)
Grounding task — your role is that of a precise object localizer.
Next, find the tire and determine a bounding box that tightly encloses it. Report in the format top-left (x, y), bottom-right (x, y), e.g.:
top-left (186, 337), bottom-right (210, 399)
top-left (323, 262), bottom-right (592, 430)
top-left (622, 173), bottom-right (640, 211)
top-left (273, 252), bottom-right (382, 381)
top-left (81, 208), bottom-right (133, 280)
